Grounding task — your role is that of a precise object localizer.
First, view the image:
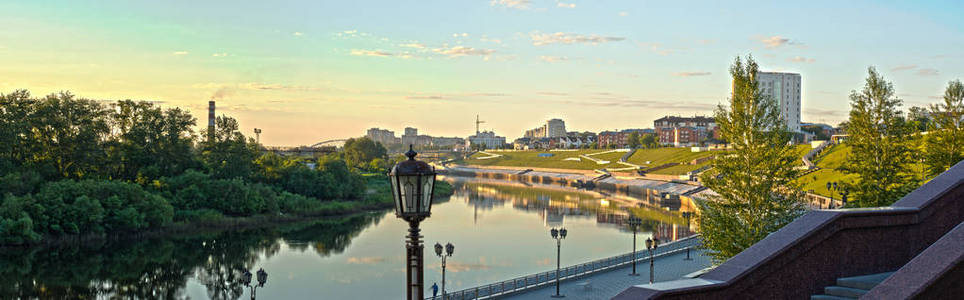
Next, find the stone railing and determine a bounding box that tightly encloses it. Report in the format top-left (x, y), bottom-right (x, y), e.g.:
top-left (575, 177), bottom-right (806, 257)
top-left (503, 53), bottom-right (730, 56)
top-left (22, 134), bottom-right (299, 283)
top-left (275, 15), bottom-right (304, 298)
top-left (612, 160), bottom-right (964, 299)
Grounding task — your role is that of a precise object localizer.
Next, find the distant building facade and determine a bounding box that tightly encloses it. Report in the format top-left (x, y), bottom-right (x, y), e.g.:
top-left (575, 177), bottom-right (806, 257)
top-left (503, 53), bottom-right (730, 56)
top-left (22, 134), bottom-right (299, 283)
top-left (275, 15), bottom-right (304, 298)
top-left (467, 131), bottom-right (506, 149)
top-left (524, 119), bottom-right (568, 138)
top-left (755, 71), bottom-right (802, 133)
top-left (654, 116), bottom-right (718, 147)
top-left (366, 128), bottom-right (399, 146)
top-left (597, 129), bottom-right (654, 148)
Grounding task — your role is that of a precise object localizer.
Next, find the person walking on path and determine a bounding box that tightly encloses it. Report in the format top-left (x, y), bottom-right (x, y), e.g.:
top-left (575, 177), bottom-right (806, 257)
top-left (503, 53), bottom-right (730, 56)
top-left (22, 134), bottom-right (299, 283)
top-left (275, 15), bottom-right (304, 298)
top-left (432, 282), bottom-right (439, 299)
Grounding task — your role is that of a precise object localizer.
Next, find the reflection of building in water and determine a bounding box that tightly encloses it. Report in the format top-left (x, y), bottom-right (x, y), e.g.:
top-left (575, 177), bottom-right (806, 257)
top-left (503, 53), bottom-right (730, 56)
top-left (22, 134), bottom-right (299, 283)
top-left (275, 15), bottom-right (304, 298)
top-left (542, 208), bottom-right (564, 227)
top-left (652, 222), bottom-right (693, 242)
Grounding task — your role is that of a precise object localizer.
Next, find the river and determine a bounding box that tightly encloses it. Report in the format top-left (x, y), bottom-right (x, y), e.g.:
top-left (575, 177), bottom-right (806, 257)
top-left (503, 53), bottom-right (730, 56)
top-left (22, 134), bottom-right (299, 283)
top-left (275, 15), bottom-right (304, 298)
top-left (0, 175), bottom-right (697, 299)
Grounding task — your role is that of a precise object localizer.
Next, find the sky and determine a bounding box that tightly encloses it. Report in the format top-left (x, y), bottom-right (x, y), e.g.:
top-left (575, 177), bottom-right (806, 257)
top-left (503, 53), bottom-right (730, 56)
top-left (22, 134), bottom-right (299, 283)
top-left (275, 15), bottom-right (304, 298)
top-left (1, 0), bottom-right (963, 146)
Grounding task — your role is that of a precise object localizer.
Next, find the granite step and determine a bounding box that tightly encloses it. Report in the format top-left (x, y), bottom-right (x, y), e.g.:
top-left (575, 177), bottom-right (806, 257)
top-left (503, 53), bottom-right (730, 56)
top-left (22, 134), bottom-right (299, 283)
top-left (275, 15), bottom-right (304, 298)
top-left (836, 272), bottom-right (894, 290)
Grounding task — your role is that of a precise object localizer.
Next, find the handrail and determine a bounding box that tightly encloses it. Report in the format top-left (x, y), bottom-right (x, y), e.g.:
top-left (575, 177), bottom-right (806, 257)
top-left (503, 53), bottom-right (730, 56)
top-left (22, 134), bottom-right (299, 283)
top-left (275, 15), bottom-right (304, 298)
top-left (426, 235), bottom-right (701, 300)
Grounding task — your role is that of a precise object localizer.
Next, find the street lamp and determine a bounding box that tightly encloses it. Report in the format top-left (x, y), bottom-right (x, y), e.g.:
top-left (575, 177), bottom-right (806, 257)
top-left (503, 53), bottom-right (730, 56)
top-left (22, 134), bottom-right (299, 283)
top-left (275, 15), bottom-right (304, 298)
top-left (680, 212), bottom-right (693, 261)
top-left (434, 242), bottom-right (455, 300)
top-left (646, 237), bottom-right (660, 284)
top-left (550, 227), bottom-right (567, 298)
top-left (240, 268), bottom-right (268, 300)
top-left (389, 145), bottom-right (438, 300)
top-left (840, 188), bottom-right (850, 208)
top-left (628, 216), bottom-right (642, 276)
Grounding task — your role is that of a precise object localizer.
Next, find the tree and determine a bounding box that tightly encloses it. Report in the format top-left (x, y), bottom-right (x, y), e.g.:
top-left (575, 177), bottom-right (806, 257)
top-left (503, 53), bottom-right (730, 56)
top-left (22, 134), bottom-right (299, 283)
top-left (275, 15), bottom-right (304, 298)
top-left (698, 56), bottom-right (806, 263)
top-left (640, 133), bottom-right (657, 149)
top-left (907, 106), bottom-right (932, 133)
top-left (627, 131), bottom-right (641, 149)
top-left (844, 67), bottom-right (916, 207)
top-left (201, 116), bottom-right (258, 179)
top-left (343, 137), bottom-right (387, 167)
top-left (925, 80), bottom-right (964, 176)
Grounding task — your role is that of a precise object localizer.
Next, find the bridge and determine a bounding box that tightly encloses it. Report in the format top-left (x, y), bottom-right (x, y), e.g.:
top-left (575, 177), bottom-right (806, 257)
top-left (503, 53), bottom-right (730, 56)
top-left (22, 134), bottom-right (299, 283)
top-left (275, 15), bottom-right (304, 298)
top-left (428, 235), bottom-right (708, 300)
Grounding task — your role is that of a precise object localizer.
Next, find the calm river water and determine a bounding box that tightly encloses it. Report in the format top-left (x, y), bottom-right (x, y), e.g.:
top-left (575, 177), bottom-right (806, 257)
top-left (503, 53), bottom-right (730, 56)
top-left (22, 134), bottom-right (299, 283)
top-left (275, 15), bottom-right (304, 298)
top-left (0, 176), bottom-right (696, 299)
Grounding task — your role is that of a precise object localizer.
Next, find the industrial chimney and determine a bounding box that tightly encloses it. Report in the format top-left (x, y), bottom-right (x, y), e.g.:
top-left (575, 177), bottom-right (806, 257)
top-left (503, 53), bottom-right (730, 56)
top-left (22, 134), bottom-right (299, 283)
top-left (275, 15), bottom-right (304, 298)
top-left (208, 100), bottom-right (216, 141)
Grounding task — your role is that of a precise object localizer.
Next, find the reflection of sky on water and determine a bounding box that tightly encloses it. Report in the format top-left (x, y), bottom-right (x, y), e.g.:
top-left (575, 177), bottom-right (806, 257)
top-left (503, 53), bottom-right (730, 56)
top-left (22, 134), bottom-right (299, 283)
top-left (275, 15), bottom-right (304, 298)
top-left (1, 175), bottom-right (694, 300)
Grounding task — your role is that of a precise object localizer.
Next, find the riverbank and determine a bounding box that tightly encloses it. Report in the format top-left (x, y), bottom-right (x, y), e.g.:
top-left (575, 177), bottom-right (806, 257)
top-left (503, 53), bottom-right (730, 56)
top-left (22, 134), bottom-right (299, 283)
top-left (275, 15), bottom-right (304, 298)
top-left (0, 178), bottom-right (454, 248)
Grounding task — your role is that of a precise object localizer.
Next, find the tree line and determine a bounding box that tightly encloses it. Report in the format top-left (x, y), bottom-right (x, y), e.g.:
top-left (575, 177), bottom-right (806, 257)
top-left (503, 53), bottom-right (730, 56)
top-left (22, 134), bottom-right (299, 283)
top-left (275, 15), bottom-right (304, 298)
top-left (699, 56), bottom-right (964, 263)
top-left (0, 90), bottom-right (379, 244)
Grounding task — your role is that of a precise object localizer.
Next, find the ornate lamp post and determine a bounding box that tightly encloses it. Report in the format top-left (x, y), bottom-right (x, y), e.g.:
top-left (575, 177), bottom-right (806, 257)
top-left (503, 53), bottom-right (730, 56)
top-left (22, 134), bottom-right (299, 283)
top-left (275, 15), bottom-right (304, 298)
top-left (840, 188), bottom-right (850, 208)
top-left (681, 212), bottom-right (693, 261)
top-left (240, 268), bottom-right (268, 300)
top-left (389, 145), bottom-right (438, 300)
top-left (628, 216), bottom-right (642, 276)
top-left (550, 227), bottom-right (567, 298)
top-left (434, 242), bottom-right (455, 300)
top-left (646, 237), bottom-right (660, 284)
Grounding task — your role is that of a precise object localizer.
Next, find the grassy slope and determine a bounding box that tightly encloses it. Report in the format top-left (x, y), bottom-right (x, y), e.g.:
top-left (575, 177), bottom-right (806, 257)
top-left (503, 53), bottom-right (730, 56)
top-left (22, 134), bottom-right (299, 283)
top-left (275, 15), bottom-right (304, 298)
top-left (460, 150), bottom-right (628, 170)
top-left (794, 144), bottom-right (858, 197)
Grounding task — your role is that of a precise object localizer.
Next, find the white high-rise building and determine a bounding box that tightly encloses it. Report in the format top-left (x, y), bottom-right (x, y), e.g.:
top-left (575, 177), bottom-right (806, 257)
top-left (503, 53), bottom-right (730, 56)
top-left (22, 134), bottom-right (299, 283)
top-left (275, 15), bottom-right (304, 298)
top-left (546, 119), bottom-right (567, 138)
top-left (756, 72), bottom-right (802, 133)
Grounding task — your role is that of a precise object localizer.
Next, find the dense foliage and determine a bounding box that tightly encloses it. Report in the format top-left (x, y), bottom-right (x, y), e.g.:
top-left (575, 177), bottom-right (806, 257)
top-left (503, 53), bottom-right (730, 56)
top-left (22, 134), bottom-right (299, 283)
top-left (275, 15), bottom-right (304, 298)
top-left (843, 68), bottom-right (917, 207)
top-left (698, 56), bottom-right (806, 263)
top-left (924, 80), bottom-right (964, 177)
top-left (0, 90), bottom-right (375, 245)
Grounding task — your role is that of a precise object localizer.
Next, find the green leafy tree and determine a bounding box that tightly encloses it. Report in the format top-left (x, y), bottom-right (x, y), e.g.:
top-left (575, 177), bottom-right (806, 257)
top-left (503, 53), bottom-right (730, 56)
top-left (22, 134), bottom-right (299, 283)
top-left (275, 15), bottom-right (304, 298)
top-left (907, 106), bottom-right (932, 133)
top-left (698, 56), bottom-right (806, 263)
top-left (343, 137), bottom-right (387, 167)
top-left (627, 131), bottom-right (641, 149)
top-left (925, 80), bottom-right (964, 176)
top-left (29, 92), bottom-right (111, 179)
top-left (640, 133), bottom-right (657, 149)
top-left (844, 67), bottom-right (916, 207)
top-left (201, 116), bottom-right (258, 179)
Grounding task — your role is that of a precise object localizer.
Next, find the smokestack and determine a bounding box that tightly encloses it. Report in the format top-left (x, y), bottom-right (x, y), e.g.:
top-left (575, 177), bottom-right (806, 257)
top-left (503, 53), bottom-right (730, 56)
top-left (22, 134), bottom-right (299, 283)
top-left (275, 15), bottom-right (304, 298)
top-left (208, 100), bottom-right (216, 141)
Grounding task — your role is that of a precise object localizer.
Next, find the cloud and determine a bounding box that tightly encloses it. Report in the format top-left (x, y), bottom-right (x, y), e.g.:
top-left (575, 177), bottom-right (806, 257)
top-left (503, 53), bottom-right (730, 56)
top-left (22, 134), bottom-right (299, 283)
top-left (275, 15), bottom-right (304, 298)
top-left (673, 72), bottom-right (712, 77)
top-left (787, 56), bottom-right (815, 63)
top-left (346, 257), bottom-right (386, 264)
top-left (212, 53), bottom-right (228, 57)
top-left (618, 11), bottom-right (629, 17)
top-left (539, 55), bottom-right (568, 62)
top-left (401, 43), bottom-right (426, 49)
top-left (891, 65), bottom-right (918, 72)
top-left (490, 0), bottom-right (530, 9)
top-left (637, 42), bottom-right (677, 55)
top-left (557, 2), bottom-right (576, 8)
top-left (758, 35), bottom-right (801, 48)
top-left (406, 95), bottom-right (446, 100)
top-left (452, 33), bottom-right (469, 38)
top-left (432, 46), bottom-right (495, 57)
top-left (293, 32), bottom-right (304, 36)
top-left (350, 49), bottom-right (395, 57)
top-left (531, 32), bottom-right (625, 46)
top-left (916, 68), bottom-right (939, 76)
top-left (172, 51), bottom-right (189, 56)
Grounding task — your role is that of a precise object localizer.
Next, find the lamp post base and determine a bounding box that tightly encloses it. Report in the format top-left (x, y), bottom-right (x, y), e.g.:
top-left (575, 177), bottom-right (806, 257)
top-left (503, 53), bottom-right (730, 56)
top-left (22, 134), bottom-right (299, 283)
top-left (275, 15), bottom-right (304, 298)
top-left (551, 295), bottom-right (566, 298)
top-left (629, 273), bottom-right (640, 276)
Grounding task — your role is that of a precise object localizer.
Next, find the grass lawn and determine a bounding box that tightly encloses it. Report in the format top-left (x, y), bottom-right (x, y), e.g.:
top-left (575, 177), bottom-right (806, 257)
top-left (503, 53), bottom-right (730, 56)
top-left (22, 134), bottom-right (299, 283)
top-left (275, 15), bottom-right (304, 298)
top-left (625, 148), bottom-right (719, 167)
top-left (793, 144), bottom-right (813, 160)
top-left (459, 149), bottom-right (628, 170)
top-left (651, 161), bottom-right (712, 175)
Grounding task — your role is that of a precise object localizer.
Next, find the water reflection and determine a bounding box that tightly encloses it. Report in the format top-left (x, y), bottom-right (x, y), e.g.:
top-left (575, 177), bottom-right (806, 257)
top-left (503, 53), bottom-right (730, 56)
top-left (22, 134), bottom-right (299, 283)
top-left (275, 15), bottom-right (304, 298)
top-left (0, 213), bottom-right (383, 299)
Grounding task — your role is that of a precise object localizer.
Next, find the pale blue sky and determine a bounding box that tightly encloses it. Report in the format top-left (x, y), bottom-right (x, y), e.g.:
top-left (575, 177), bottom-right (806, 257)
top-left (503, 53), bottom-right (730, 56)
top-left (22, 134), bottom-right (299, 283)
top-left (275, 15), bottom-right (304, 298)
top-left (1, 0), bottom-right (962, 145)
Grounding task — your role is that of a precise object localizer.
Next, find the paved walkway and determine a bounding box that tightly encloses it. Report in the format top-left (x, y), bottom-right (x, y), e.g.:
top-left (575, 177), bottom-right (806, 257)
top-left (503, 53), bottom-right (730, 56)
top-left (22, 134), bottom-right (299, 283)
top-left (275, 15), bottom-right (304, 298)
top-left (501, 249), bottom-right (712, 300)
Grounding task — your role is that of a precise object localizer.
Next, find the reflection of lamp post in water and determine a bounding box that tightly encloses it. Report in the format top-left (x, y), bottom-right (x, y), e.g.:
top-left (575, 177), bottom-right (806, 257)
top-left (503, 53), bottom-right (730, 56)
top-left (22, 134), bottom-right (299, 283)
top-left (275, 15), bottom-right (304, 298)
top-left (240, 268), bottom-right (267, 300)
top-left (388, 145), bottom-right (438, 300)
top-left (628, 216), bottom-right (642, 276)
top-left (434, 242), bottom-right (454, 300)
top-left (680, 212), bottom-right (694, 261)
top-left (550, 227), bottom-right (567, 298)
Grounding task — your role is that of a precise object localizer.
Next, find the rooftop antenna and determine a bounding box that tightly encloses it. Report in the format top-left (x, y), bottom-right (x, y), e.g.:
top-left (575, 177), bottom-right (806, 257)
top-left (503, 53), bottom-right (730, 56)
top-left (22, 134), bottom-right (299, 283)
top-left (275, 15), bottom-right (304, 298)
top-left (475, 114), bottom-right (486, 134)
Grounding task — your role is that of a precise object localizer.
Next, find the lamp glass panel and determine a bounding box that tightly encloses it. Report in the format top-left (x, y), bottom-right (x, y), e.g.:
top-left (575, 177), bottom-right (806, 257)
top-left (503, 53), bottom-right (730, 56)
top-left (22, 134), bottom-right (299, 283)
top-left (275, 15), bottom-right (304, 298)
top-left (401, 176), bottom-right (417, 214)
top-left (421, 174), bottom-right (435, 212)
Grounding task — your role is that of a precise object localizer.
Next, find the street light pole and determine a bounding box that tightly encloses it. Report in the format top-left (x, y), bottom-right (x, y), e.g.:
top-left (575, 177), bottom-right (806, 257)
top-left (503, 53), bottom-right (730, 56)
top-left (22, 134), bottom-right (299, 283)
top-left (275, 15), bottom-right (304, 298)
top-left (646, 237), bottom-right (660, 284)
top-left (628, 216), bottom-right (641, 276)
top-left (550, 227), bottom-right (567, 298)
top-left (240, 268), bottom-right (268, 300)
top-left (435, 242), bottom-right (454, 300)
top-left (389, 146), bottom-right (438, 300)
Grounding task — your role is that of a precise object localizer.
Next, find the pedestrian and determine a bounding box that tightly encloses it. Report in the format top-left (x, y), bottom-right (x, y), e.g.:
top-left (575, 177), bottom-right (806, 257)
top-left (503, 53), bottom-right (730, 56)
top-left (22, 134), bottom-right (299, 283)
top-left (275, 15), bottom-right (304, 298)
top-left (432, 282), bottom-right (439, 299)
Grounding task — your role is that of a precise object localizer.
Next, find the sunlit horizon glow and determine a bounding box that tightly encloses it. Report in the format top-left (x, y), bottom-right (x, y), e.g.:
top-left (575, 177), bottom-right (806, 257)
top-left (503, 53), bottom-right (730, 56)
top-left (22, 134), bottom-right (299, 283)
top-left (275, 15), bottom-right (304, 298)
top-left (1, 0), bottom-right (962, 146)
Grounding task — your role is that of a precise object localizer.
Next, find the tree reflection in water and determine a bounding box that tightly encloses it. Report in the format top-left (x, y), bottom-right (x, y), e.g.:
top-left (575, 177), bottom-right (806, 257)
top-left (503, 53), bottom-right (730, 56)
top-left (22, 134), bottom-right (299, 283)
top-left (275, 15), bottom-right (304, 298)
top-left (0, 212), bottom-right (384, 299)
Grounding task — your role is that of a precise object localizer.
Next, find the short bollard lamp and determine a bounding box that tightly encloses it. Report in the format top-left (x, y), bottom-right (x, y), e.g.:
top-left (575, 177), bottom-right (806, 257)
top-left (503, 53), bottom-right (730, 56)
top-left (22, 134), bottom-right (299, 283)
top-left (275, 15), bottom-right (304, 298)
top-left (389, 145), bottom-right (437, 300)
top-left (646, 237), bottom-right (660, 284)
top-left (240, 268), bottom-right (268, 300)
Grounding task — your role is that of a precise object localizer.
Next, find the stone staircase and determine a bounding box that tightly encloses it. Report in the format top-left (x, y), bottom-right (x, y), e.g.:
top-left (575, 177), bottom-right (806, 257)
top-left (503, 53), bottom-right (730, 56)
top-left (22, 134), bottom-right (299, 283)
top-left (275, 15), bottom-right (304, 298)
top-left (810, 272), bottom-right (894, 299)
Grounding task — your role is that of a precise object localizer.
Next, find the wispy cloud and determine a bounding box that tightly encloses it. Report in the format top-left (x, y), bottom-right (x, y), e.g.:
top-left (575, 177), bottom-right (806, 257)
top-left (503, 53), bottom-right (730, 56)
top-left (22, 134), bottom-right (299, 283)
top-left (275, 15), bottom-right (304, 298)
top-left (531, 32), bottom-right (625, 46)
top-left (758, 35), bottom-right (802, 49)
top-left (916, 68), bottom-right (939, 76)
top-left (433, 46), bottom-right (495, 58)
top-left (539, 55), bottom-right (568, 63)
top-left (891, 64), bottom-right (918, 72)
top-left (673, 72), bottom-right (712, 77)
top-left (618, 11), bottom-right (629, 17)
top-left (400, 43), bottom-right (426, 49)
top-left (293, 32), bottom-right (304, 37)
top-left (490, 0), bottom-right (530, 9)
top-left (172, 51), bottom-right (189, 56)
top-left (557, 2), bottom-right (576, 8)
top-left (637, 42), bottom-right (678, 55)
top-left (346, 257), bottom-right (386, 264)
top-left (350, 49), bottom-right (396, 57)
top-left (212, 53), bottom-right (228, 57)
top-left (787, 56), bottom-right (815, 63)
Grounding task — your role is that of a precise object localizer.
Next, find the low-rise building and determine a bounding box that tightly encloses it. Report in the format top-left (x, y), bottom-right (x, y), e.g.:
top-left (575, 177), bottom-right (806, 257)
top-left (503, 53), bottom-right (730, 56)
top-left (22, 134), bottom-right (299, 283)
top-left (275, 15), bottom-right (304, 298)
top-left (597, 128), bottom-right (654, 148)
top-left (654, 116), bottom-right (717, 147)
top-left (467, 131), bottom-right (506, 149)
